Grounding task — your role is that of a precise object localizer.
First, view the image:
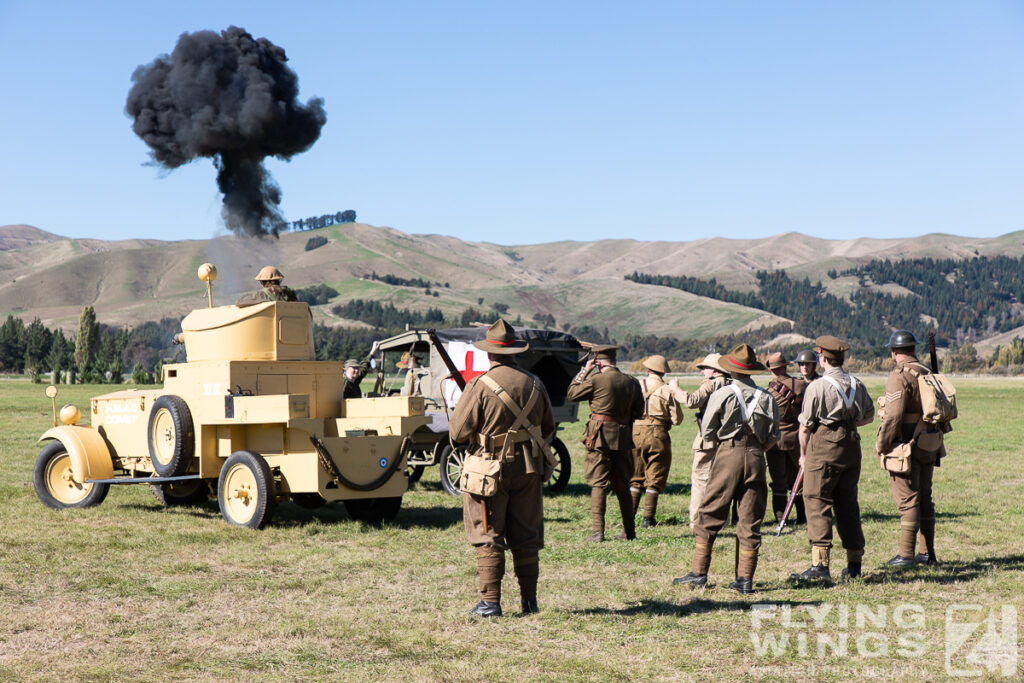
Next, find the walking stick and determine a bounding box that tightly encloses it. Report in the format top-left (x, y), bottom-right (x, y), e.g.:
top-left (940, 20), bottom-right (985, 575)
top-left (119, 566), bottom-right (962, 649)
top-left (775, 465), bottom-right (805, 536)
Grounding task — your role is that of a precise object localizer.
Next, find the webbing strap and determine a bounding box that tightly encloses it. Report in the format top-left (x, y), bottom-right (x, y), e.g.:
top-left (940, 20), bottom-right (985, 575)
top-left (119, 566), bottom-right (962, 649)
top-left (478, 375), bottom-right (556, 467)
top-left (728, 384), bottom-right (766, 426)
top-left (823, 375), bottom-right (859, 410)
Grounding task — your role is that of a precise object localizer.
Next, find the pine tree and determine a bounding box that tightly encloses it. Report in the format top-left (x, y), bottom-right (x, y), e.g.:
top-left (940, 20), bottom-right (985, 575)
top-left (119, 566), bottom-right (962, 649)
top-left (74, 306), bottom-right (99, 369)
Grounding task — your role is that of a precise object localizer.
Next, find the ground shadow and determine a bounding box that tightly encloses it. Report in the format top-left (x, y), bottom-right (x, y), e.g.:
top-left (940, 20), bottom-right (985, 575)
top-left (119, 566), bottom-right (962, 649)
top-left (859, 509), bottom-right (977, 523)
top-left (853, 551), bottom-right (1024, 586)
top-left (572, 596), bottom-right (824, 618)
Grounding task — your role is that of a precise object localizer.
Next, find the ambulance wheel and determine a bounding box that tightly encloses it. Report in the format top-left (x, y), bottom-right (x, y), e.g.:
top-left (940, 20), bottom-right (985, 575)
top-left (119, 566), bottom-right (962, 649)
top-left (439, 444), bottom-right (466, 496)
top-left (546, 437), bottom-right (572, 493)
top-left (344, 496), bottom-right (402, 524)
top-left (33, 441), bottom-right (109, 509)
top-left (217, 451), bottom-right (276, 529)
top-left (148, 395), bottom-right (194, 477)
top-left (151, 479), bottom-right (208, 506)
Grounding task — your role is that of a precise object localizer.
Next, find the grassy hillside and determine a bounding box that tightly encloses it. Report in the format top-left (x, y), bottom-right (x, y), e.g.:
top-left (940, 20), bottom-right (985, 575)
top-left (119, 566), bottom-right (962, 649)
top-left (3, 222), bottom-right (1023, 345)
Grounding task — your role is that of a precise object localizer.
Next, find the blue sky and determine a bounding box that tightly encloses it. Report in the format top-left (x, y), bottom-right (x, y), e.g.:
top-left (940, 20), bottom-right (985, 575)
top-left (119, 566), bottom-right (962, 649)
top-left (1, 1), bottom-right (1022, 245)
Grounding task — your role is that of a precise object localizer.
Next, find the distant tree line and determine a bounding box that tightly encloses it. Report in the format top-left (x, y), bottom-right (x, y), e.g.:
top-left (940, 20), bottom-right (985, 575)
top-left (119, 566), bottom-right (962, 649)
top-left (628, 255), bottom-right (1024, 350)
top-left (289, 209), bottom-right (356, 232)
top-left (369, 271), bottom-right (441, 289)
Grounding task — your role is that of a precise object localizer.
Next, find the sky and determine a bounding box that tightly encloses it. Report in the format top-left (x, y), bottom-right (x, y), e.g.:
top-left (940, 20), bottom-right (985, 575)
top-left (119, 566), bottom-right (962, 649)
top-left (1, 1), bottom-right (1023, 245)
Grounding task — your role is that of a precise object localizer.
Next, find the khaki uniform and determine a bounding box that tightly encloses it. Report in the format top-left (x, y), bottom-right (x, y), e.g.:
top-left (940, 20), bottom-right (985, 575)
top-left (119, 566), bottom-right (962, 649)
top-left (450, 357), bottom-right (555, 603)
top-left (876, 358), bottom-right (945, 559)
top-left (630, 376), bottom-right (683, 492)
top-left (567, 365), bottom-right (644, 537)
top-left (401, 367), bottom-right (430, 397)
top-left (691, 376), bottom-right (779, 579)
top-left (765, 375), bottom-right (807, 522)
top-left (798, 367), bottom-right (874, 564)
top-left (235, 283), bottom-right (298, 306)
top-left (677, 375), bottom-right (731, 527)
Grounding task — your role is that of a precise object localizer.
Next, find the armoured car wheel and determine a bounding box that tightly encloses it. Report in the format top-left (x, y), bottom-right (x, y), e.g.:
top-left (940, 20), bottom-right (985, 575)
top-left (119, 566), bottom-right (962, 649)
top-left (546, 437), bottom-right (572, 492)
top-left (439, 444), bottom-right (467, 496)
top-left (217, 451), bottom-right (276, 529)
top-left (33, 441), bottom-right (109, 509)
top-left (344, 496), bottom-right (402, 523)
top-left (148, 395), bottom-right (194, 477)
top-left (291, 492), bottom-right (327, 509)
top-left (151, 479), bottom-right (208, 506)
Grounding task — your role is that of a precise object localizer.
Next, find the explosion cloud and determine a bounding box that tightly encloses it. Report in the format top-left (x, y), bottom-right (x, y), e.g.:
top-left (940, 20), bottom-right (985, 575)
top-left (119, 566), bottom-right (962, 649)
top-left (126, 26), bottom-right (326, 238)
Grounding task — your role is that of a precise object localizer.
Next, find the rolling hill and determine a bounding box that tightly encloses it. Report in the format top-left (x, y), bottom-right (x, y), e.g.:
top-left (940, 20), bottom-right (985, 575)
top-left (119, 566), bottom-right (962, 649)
top-left (2, 222), bottom-right (1023, 346)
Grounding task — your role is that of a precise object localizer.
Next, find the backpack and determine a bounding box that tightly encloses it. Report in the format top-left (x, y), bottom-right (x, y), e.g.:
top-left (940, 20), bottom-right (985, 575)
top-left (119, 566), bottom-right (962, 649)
top-left (907, 363), bottom-right (958, 424)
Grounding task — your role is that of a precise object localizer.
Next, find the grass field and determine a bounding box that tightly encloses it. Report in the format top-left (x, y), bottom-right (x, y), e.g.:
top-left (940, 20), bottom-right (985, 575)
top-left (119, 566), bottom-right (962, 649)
top-left (1, 377), bottom-right (1022, 681)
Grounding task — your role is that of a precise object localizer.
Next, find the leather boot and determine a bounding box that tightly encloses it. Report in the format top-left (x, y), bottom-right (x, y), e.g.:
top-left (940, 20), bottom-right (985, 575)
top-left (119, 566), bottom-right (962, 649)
top-left (520, 598), bottom-right (539, 615)
top-left (642, 490), bottom-right (659, 528)
top-left (675, 538), bottom-right (713, 587)
top-left (469, 601), bottom-right (502, 617)
top-left (790, 546), bottom-right (831, 582)
top-left (630, 487), bottom-right (643, 516)
top-left (614, 489), bottom-right (636, 540)
top-left (588, 487), bottom-right (606, 541)
top-left (890, 524), bottom-right (918, 567)
top-left (842, 548), bottom-right (864, 579)
top-left (731, 547), bottom-right (758, 594)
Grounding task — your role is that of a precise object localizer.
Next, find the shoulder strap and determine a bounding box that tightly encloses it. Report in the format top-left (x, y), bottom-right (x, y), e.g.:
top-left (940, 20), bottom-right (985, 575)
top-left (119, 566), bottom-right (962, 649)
top-left (478, 374), bottom-right (554, 466)
top-left (728, 383), bottom-right (765, 425)
top-left (822, 375), bottom-right (859, 411)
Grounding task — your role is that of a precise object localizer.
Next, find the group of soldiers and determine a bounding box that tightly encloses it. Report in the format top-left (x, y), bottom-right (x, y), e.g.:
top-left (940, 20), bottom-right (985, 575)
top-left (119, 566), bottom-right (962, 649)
top-left (449, 319), bottom-right (947, 616)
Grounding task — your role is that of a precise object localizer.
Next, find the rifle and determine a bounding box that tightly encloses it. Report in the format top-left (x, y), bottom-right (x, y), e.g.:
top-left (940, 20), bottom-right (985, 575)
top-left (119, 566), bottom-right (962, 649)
top-left (774, 465), bottom-right (804, 536)
top-left (928, 331), bottom-right (939, 374)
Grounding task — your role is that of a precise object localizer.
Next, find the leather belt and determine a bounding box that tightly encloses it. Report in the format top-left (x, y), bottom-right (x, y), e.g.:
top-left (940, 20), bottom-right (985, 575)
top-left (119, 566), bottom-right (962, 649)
top-left (635, 419), bottom-right (669, 428)
top-left (477, 431), bottom-right (532, 451)
top-left (590, 413), bottom-right (621, 424)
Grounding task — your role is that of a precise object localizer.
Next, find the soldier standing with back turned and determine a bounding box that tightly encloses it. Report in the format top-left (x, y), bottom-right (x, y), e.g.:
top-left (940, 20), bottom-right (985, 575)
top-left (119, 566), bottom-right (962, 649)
top-left (629, 355), bottom-right (684, 528)
top-left (876, 330), bottom-right (945, 566)
top-left (673, 345), bottom-right (779, 594)
top-left (449, 320), bottom-right (555, 617)
top-left (567, 345), bottom-right (644, 542)
top-left (764, 352), bottom-right (807, 526)
top-left (791, 335), bottom-right (874, 582)
top-left (673, 353), bottom-right (731, 529)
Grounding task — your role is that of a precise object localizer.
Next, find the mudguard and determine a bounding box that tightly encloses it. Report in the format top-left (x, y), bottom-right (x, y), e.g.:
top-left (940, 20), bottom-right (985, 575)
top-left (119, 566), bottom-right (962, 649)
top-left (38, 426), bottom-right (114, 482)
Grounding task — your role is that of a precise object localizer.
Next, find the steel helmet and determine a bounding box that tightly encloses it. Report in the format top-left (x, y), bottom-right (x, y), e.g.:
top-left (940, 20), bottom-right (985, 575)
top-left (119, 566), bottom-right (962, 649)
top-left (794, 349), bottom-right (818, 364)
top-left (885, 330), bottom-right (918, 349)
top-left (255, 265), bottom-right (284, 283)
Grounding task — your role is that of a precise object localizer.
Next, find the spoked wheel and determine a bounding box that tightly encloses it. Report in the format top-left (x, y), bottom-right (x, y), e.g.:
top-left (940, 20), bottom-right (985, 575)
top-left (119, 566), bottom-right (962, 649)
top-left (439, 444), bottom-right (467, 496)
top-left (151, 479), bottom-right (208, 506)
top-left (33, 442), bottom-right (109, 509)
top-left (344, 496), bottom-right (402, 524)
top-left (217, 451), bottom-right (276, 529)
top-left (545, 437), bottom-right (572, 492)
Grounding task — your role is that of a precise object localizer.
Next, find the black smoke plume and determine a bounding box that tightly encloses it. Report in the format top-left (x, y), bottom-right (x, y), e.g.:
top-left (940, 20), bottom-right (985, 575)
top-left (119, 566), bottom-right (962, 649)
top-left (126, 26), bottom-right (326, 238)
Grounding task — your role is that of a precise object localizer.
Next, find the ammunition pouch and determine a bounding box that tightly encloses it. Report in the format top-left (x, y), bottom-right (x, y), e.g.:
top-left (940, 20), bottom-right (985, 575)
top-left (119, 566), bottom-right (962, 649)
top-left (477, 375), bottom-right (557, 481)
top-left (879, 442), bottom-right (912, 474)
top-left (461, 454), bottom-right (502, 497)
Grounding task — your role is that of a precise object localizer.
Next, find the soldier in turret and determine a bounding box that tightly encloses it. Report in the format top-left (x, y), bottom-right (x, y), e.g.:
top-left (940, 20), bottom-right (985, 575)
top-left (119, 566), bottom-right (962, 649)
top-left (236, 265), bottom-right (298, 306)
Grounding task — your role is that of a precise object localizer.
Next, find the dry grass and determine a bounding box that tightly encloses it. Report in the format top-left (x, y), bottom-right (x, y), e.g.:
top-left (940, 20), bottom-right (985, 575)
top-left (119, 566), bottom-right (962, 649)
top-left (1, 377), bottom-right (1021, 681)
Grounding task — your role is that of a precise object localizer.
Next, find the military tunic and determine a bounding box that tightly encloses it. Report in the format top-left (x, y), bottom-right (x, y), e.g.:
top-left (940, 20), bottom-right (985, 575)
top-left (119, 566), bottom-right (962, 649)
top-left (765, 375), bottom-right (807, 520)
top-left (235, 283), bottom-right (298, 307)
top-left (693, 376), bottom-right (779, 569)
top-left (567, 366), bottom-right (644, 491)
top-left (630, 376), bottom-right (684, 493)
top-left (798, 367), bottom-right (874, 558)
top-left (450, 357), bottom-right (555, 602)
top-left (876, 357), bottom-right (944, 558)
top-left (676, 375), bottom-right (731, 527)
